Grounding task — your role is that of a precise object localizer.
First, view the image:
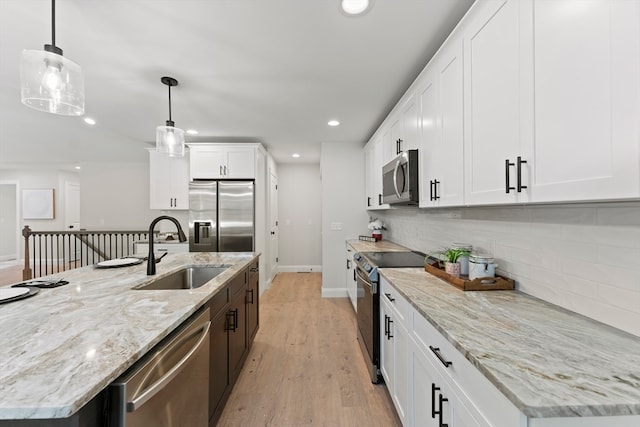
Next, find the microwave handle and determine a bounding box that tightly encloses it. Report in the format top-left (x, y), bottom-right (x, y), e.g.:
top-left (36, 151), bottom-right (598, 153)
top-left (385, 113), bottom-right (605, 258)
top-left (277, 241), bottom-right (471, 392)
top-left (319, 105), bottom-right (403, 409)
top-left (393, 159), bottom-right (402, 198)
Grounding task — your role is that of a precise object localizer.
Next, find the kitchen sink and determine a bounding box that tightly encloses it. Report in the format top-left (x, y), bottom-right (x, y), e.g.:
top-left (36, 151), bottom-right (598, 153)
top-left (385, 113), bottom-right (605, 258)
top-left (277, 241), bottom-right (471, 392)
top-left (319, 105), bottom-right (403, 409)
top-left (135, 266), bottom-right (230, 290)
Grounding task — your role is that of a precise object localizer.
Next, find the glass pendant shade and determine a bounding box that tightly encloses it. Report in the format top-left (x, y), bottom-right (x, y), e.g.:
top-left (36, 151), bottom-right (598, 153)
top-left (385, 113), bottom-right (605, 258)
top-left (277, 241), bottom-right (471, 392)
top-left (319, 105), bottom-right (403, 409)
top-left (156, 124), bottom-right (185, 157)
top-left (20, 49), bottom-right (85, 116)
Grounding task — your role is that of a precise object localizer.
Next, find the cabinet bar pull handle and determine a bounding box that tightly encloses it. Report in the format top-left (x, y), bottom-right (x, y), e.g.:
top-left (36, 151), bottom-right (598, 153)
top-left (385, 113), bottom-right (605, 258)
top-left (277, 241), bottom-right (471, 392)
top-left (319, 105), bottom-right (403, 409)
top-left (429, 180), bottom-right (434, 201)
top-left (431, 383), bottom-right (440, 418)
top-left (517, 156), bottom-right (527, 192)
top-left (505, 159), bottom-right (515, 193)
top-left (378, 194), bottom-right (382, 205)
top-left (429, 346), bottom-right (452, 367)
top-left (246, 289), bottom-right (254, 304)
top-left (434, 179), bottom-right (440, 200)
top-left (367, 196), bottom-right (371, 207)
top-left (387, 318), bottom-right (393, 339)
top-left (385, 293), bottom-right (395, 302)
top-left (353, 269), bottom-right (356, 282)
top-left (346, 259), bottom-right (351, 269)
top-left (220, 165), bottom-right (223, 176)
top-left (384, 314), bottom-right (389, 337)
top-left (438, 394), bottom-right (449, 427)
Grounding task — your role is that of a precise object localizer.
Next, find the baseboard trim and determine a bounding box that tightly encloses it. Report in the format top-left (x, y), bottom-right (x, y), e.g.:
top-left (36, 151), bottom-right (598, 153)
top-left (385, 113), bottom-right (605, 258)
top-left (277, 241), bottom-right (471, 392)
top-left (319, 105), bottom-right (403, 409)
top-left (321, 288), bottom-right (348, 298)
top-left (278, 265), bottom-right (322, 273)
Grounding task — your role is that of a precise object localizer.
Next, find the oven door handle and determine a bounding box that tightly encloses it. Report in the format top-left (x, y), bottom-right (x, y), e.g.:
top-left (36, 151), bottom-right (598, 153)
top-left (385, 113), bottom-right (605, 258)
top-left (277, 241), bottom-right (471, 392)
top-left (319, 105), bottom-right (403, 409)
top-left (393, 159), bottom-right (402, 199)
top-left (355, 268), bottom-right (377, 294)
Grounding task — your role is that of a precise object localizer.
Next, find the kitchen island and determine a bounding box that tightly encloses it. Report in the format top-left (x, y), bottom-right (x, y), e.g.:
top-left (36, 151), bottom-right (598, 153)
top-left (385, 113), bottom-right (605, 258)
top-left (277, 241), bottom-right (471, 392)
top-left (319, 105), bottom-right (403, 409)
top-left (0, 252), bottom-right (258, 421)
top-left (380, 267), bottom-right (640, 426)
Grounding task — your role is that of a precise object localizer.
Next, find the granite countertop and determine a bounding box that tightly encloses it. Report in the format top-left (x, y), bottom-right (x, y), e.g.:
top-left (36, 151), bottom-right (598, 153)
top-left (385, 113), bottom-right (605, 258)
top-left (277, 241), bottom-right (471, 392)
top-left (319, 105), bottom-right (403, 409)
top-left (0, 252), bottom-right (258, 420)
top-left (346, 239), bottom-right (409, 253)
top-left (380, 268), bottom-right (640, 418)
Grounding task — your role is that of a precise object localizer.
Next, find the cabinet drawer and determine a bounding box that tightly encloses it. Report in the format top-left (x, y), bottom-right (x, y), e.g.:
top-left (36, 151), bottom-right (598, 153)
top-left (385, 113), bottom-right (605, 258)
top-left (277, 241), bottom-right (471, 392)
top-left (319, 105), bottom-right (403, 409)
top-left (206, 287), bottom-right (229, 320)
top-left (229, 271), bottom-right (247, 297)
top-left (380, 277), bottom-right (410, 324)
top-left (412, 312), bottom-right (521, 427)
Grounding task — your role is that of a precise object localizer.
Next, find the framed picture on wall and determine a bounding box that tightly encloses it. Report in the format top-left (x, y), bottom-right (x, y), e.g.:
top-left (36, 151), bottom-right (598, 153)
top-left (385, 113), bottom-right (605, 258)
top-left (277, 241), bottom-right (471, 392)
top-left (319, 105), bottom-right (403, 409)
top-left (22, 189), bottom-right (55, 220)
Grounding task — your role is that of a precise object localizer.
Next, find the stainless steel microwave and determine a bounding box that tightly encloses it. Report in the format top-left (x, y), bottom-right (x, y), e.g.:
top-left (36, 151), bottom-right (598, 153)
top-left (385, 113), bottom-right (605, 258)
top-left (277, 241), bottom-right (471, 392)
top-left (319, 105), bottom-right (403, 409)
top-left (382, 149), bottom-right (419, 205)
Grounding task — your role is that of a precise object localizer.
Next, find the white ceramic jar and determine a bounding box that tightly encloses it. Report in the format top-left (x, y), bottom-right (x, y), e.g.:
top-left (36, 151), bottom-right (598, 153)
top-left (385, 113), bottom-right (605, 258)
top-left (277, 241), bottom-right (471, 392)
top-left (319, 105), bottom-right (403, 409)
top-left (468, 254), bottom-right (498, 281)
top-left (451, 243), bottom-right (472, 276)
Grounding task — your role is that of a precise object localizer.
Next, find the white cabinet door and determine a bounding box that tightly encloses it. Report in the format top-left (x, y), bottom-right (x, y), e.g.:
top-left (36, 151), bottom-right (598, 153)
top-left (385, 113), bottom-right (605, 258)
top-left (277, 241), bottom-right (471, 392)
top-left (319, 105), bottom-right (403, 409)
top-left (390, 115), bottom-right (403, 158)
top-left (420, 37), bottom-right (465, 208)
top-left (226, 148), bottom-right (255, 178)
top-left (190, 148), bottom-right (226, 179)
top-left (394, 317), bottom-right (409, 426)
top-left (382, 126), bottom-right (394, 164)
top-left (402, 94), bottom-right (420, 153)
top-left (463, 0), bottom-right (529, 205)
top-left (149, 150), bottom-right (189, 210)
top-left (524, 0), bottom-right (640, 202)
top-left (190, 145), bottom-right (255, 179)
top-left (411, 341), bottom-right (440, 427)
top-left (345, 245), bottom-right (356, 311)
top-left (364, 141), bottom-right (374, 208)
top-left (380, 298), bottom-right (394, 386)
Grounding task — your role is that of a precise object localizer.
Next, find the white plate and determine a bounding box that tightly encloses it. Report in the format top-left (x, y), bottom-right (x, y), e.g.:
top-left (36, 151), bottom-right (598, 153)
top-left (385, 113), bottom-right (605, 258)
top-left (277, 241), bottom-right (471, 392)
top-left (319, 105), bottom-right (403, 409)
top-left (0, 287), bottom-right (30, 302)
top-left (96, 258), bottom-right (143, 268)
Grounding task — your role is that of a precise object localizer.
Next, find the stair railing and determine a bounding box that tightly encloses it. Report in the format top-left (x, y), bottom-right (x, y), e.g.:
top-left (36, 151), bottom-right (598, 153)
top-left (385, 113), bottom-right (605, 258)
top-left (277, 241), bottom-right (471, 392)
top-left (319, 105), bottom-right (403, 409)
top-left (21, 226), bottom-right (157, 280)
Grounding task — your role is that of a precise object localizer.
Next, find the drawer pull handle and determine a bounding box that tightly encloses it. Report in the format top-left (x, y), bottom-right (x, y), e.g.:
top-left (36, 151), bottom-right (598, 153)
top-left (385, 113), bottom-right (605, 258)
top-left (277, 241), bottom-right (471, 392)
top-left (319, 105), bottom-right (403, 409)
top-left (438, 394), bottom-right (449, 427)
top-left (431, 383), bottom-right (440, 418)
top-left (429, 346), bottom-right (452, 368)
top-left (384, 293), bottom-right (395, 302)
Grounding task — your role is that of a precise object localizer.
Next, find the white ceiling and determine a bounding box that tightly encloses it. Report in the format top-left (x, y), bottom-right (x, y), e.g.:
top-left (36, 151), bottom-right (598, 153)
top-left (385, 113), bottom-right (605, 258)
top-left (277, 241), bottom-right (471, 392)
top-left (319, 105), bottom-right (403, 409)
top-left (0, 0), bottom-right (474, 169)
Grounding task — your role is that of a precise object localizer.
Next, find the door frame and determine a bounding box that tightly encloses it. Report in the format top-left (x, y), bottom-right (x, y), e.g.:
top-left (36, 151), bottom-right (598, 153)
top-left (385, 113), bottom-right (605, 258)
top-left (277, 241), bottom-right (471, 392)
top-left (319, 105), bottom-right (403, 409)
top-left (0, 180), bottom-right (20, 262)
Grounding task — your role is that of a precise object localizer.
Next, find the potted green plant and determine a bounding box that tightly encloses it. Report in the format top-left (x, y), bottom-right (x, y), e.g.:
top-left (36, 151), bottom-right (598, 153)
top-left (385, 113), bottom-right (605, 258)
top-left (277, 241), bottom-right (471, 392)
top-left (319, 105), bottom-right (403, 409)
top-left (429, 247), bottom-right (471, 278)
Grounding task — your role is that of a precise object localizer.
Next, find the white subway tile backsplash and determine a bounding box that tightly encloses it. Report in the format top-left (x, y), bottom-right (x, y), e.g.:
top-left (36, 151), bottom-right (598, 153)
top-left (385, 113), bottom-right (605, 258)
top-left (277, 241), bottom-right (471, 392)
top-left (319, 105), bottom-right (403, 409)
top-left (377, 204), bottom-right (640, 337)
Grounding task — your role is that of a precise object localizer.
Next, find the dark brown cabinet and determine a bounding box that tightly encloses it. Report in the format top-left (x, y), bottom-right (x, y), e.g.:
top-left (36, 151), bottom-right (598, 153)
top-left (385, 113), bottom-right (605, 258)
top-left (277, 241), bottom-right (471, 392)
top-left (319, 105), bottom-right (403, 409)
top-left (228, 273), bottom-right (248, 384)
top-left (204, 261), bottom-right (259, 427)
top-left (246, 261), bottom-right (259, 346)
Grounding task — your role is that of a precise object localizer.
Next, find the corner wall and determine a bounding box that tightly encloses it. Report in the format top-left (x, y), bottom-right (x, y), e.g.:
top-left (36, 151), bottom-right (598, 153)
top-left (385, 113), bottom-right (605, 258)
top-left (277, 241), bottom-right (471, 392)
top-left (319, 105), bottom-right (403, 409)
top-left (320, 142), bottom-right (369, 297)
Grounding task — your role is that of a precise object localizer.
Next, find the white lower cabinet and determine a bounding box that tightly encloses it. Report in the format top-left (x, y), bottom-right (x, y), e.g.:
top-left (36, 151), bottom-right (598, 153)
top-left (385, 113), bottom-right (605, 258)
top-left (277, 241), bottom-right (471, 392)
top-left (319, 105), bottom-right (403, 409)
top-left (380, 280), bottom-right (410, 426)
top-left (345, 243), bottom-right (356, 311)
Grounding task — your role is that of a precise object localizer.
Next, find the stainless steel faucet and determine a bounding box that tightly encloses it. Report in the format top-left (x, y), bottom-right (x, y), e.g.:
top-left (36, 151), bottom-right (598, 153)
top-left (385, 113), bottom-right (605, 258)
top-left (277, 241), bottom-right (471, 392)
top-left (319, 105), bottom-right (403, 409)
top-left (147, 215), bottom-right (187, 275)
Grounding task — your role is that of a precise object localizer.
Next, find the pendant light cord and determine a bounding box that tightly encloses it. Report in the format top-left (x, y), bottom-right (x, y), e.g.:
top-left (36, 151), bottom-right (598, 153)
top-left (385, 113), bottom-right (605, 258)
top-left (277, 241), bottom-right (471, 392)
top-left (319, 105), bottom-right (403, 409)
top-left (51, 0), bottom-right (56, 47)
top-left (167, 84), bottom-right (172, 122)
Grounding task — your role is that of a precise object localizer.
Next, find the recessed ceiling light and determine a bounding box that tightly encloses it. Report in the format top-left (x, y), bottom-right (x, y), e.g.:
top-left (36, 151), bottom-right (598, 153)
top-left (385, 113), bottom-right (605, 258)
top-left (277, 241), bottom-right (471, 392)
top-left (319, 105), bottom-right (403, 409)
top-left (74, 166), bottom-right (81, 170)
top-left (83, 117), bottom-right (96, 125)
top-left (186, 129), bottom-right (199, 135)
top-left (292, 153), bottom-right (301, 158)
top-left (328, 120), bottom-right (340, 127)
top-left (340, 0), bottom-right (372, 16)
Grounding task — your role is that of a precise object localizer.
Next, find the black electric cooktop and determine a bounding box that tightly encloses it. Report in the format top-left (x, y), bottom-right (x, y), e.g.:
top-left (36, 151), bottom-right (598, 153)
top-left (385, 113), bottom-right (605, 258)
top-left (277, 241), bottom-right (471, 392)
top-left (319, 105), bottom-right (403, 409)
top-left (360, 251), bottom-right (426, 268)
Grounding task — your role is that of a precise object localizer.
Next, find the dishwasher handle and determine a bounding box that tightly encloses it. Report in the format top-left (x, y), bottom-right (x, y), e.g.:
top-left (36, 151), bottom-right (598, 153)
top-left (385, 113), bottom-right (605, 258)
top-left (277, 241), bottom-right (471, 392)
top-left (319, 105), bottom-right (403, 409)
top-left (127, 320), bottom-right (211, 412)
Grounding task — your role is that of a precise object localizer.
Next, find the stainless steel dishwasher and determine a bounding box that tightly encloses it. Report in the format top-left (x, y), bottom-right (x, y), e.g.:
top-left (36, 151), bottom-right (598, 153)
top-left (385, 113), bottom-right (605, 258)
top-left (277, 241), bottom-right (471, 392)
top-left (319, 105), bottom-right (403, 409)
top-left (109, 308), bottom-right (210, 427)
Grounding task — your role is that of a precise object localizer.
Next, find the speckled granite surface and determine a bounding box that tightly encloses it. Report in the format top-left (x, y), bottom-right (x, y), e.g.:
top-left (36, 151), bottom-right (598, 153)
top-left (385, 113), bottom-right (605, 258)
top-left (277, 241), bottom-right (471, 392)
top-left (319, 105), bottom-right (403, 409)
top-left (380, 268), bottom-right (640, 418)
top-left (0, 252), bottom-right (257, 420)
top-left (346, 239), bottom-right (409, 253)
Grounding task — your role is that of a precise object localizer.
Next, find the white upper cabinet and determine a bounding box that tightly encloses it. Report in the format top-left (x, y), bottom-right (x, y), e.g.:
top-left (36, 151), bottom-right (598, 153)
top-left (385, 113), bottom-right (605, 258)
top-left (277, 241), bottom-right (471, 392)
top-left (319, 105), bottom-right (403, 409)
top-left (419, 36), bottom-right (465, 208)
top-left (388, 94), bottom-right (420, 159)
top-left (149, 150), bottom-right (190, 210)
top-left (364, 136), bottom-right (389, 210)
top-left (189, 144), bottom-right (255, 180)
top-left (463, 0), bottom-right (528, 205)
top-left (523, 0), bottom-right (640, 202)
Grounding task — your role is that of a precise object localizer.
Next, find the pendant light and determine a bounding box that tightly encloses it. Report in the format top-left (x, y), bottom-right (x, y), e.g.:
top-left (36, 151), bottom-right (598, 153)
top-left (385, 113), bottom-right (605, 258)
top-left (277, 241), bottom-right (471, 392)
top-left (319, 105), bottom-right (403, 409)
top-left (20, 0), bottom-right (84, 116)
top-left (156, 76), bottom-right (185, 157)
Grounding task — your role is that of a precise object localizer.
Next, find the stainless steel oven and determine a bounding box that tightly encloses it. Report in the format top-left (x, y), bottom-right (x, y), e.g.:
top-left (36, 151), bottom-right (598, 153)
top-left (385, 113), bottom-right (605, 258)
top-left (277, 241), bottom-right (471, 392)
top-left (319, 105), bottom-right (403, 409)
top-left (353, 251), bottom-right (426, 384)
top-left (355, 264), bottom-right (380, 383)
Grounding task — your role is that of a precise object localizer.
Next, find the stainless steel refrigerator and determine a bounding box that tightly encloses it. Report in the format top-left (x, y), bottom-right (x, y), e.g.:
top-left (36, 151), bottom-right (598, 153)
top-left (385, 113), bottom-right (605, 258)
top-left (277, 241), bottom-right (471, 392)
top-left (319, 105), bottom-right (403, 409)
top-left (188, 180), bottom-right (255, 252)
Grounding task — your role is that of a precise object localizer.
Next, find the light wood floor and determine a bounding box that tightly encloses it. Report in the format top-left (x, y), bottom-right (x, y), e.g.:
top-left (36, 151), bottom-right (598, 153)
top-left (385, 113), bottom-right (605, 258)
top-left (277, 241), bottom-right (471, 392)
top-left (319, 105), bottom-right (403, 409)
top-left (218, 272), bottom-right (401, 427)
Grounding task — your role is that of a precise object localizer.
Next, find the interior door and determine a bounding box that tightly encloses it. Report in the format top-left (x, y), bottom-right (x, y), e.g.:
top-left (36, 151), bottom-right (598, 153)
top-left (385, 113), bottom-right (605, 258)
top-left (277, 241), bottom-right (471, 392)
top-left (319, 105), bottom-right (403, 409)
top-left (64, 182), bottom-right (81, 261)
top-left (268, 171), bottom-right (278, 281)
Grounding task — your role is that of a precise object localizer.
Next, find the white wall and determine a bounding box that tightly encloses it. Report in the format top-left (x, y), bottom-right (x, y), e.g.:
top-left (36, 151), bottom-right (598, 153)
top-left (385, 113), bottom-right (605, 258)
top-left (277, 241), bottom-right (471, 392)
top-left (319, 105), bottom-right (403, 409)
top-left (0, 169), bottom-right (81, 261)
top-left (375, 204), bottom-right (640, 337)
top-left (321, 142), bottom-right (369, 297)
top-left (80, 162), bottom-right (166, 231)
top-left (277, 163), bottom-right (322, 272)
